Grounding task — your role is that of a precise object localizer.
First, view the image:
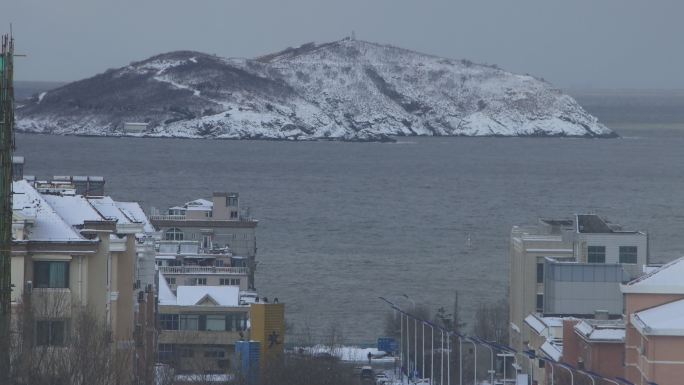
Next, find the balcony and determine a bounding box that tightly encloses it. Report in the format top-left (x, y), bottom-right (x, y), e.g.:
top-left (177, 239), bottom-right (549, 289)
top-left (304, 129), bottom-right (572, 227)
top-left (159, 266), bottom-right (248, 275)
top-left (158, 330), bottom-right (243, 345)
top-left (149, 214), bottom-right (187, 221)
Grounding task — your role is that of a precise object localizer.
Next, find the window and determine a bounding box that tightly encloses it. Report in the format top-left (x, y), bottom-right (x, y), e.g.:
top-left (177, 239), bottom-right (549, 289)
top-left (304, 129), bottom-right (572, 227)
top-left (158, 344), bottom-right (175, 362)
top-left (619, 246), bottom-right (638, 264)
top-left (228, 196), bottom-right (238, 206)
top-left (536, 294), bottom-right (543, 312)
top-left (34, 261), bottom-right (69, 288)
top-left (189, 277), bottom-right (207, 286)
top-left (230, 211), bottom-right (238, 219)
top-left (180, 347), bottom-right (194, 358)
top-left (160, 314), bottom-right (179, 330)
top-left (166, 277), bottom-right (176, 286)
top-left (206, 315), bottom-right (226, 331)
top-left (219, 278), bottom-right (240, 286)
top-left (536, 263), bottom-right (544, 284)
top-left (36, 320), bottom-right (67, 346)
top-left (180, 315), bottom-right (199, 331)
top-left (587, 246), bottom-right (606, 263)
top-left (204, 348), bottom-right (226, 358)
top-left (164, 228), bottom-right (184, 241)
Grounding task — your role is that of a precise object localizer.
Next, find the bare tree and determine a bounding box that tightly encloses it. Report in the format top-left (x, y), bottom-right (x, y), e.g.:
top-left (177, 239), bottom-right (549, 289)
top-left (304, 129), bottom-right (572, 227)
top-left (473, 299), bottom-right (509, 345)
top-left (8, 290), bottom-right (134, 385)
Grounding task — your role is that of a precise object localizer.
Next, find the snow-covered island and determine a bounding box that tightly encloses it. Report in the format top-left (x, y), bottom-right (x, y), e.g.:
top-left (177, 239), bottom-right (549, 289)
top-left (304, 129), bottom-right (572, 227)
top-left (17, 38), bottom-right (616, 141)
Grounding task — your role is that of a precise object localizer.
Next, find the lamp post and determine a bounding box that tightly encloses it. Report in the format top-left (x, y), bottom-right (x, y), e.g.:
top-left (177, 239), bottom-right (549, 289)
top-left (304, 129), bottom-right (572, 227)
top-left (559, 364), bottom-right (574, 385)
top-left (407, 313), bottom-right (411, 383)
top-left (430, 323), bottom-right (434, 385)
top-left (474, 338), bottom-right (495, 385)
top-left (465, 338), bottom-right (478, 385)
top-left (581, 371), bottom-right (595, 385)
top-left (441, 330), bottom-right (445, 385)
top-left (400, 310), bottom-right (404, 378)
top-left (459, 335), bottom-right (463, 385)
top-left (447, 333), bottom-right (451, 385)
top-left (422, 322), bottom-right (425, 382)
top-left (415, 317), bottom-right (418, 380)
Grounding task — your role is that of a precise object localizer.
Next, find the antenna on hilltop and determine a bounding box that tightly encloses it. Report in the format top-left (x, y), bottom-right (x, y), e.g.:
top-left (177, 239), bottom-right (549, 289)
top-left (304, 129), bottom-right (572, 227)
top-left (351, 30), bottom-right (356, 41)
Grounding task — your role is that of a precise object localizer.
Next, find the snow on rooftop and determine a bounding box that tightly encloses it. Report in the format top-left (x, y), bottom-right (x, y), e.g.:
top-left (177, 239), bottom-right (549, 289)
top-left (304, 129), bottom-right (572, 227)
top-left (115, 201), bottom-right (156, 233)
top-left (622, 257), bottom-right (684, 294)
top-left (158, 272), bottom-right (177, 306)
top-left (524, 314), bottom-right (547, 335)
top-left (525, 314), bottom-right (564, 336)
top-left (12, 180), bottom-right (86, 242)
top-left (632, 298), bottom-right (684, 336)
top-left (574, 320), bottom-right (624, 342)
top-left (184, 198), bottom-right (213, 208)
top-left (88, 196), bottom-right (133, 224)
top-left (175, 285), bottom-right (240, 307)
top-left (42, 194), bottom-right (103, 226)
top-left (540, 340), bottom-right (562, 362)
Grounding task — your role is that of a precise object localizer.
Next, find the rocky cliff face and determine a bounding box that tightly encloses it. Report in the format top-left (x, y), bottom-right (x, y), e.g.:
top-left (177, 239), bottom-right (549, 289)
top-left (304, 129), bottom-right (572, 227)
top-left (17, 39), bottom-right (614, 140)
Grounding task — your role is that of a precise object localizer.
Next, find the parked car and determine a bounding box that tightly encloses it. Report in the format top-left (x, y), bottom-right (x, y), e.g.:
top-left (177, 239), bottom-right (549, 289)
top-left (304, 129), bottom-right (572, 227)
top-left (360, 366), bottom-right (374, 379)
top-left (375, 373), bottom-right (389, 384)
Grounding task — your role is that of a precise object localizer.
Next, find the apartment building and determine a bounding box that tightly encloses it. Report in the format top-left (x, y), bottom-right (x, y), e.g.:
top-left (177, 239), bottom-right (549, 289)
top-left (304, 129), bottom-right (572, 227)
top-left (156, 240), bottom-right (250, 292)
top-left (509, 219), bottom-right (574, 353)
top-left (157, 273), bottom-right (250, 375)
top-left (151, 192), bottom-right (258, 289)
top-left (10, 180), bottom-right (144, 344)
top-left (523, 314), bottom-right (564, 384)
top-left (510, 214), bottom-right (647, 356)
top-left (561, 318), bottom-right (625, 380)
top-left (621, 257), bottom-right (684, 385)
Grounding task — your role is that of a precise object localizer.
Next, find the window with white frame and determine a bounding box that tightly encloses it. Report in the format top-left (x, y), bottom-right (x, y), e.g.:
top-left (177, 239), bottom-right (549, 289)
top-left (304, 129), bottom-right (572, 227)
top-left (587, 246), bottom-right (606, 263)
top-left (619, 246), bottom-right (638, 264)
top-left (164, 228), bottom-right (184, 241)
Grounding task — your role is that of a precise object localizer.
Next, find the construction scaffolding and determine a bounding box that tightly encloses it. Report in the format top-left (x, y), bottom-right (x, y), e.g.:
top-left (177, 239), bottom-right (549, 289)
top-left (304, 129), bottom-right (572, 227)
top-left (0, 32), bottom-right (16, 380)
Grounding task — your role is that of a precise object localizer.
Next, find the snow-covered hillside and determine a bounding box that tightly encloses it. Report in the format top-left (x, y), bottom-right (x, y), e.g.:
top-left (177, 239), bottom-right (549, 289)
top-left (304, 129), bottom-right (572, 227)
top-left (16, 39), bottom-right (615, 140)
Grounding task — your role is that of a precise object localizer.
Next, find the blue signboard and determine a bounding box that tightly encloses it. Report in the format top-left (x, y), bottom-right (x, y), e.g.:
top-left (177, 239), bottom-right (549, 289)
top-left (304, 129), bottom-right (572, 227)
top-left (378, 337), bottom-right (399, 353)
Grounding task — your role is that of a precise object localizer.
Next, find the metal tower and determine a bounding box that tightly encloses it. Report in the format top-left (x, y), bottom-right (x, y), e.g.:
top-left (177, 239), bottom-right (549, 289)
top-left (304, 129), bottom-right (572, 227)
top-left (0, 32), bottom-right (16, 380)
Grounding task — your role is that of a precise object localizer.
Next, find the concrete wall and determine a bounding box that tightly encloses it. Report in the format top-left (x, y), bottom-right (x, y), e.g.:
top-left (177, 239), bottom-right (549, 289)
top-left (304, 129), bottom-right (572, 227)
top-left (575, 233), bottom-right (647, 279)
top-left (509, 229), bottom-right (572, 353)
top-left (163, 273), bottom-right (248, 291)
top-left (624, 292), bottom-right (684, 385)
top-left (544, 262), bottom-right (624, 316)
top-left (159, 225), bottom-right (256, 257)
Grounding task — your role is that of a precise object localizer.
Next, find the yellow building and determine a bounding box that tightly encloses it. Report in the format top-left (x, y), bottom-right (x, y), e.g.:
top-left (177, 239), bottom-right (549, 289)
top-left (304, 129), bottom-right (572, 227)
top-left (250, 302), bottom-right (285, 365)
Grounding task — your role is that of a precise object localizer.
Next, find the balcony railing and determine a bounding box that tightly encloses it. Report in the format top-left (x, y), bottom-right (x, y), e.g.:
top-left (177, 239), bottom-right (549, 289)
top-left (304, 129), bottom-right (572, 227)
top-left (159, 266), bottom-right (248, 275)
top-left (149, 214), bottom-right (187, 221)
top-left (149, 214), bottom-right (257, 223)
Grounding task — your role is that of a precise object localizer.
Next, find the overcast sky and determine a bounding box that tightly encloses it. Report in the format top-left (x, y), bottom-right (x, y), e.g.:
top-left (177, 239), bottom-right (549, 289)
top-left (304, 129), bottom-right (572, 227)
top-left (3, 0), bottom-right (683, 89)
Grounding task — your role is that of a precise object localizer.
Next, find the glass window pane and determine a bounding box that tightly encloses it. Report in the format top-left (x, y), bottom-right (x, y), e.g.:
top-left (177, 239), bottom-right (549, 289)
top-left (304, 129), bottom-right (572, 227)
top-left (206, 315), bottom-right (225, 331)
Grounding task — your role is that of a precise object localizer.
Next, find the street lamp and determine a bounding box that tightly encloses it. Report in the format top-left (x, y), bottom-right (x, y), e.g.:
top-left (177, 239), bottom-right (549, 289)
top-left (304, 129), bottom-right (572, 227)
top-left (581, 370), bottom-right (596, 385)
top-left (472, 337), bottom-right (495, 385)
top-left (558, 364), bottom-right (574, 385)
top-left (465, 337), bottom-right (478, 385)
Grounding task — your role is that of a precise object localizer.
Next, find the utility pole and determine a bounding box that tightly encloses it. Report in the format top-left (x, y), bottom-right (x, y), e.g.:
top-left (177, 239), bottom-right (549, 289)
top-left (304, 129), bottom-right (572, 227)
top-left (0, 32), bottom-right (16, 382)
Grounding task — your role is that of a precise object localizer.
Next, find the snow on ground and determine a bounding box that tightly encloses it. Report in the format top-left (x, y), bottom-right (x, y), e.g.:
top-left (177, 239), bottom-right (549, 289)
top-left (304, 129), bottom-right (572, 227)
top-left (300, 345), bottom-right (396, 363)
